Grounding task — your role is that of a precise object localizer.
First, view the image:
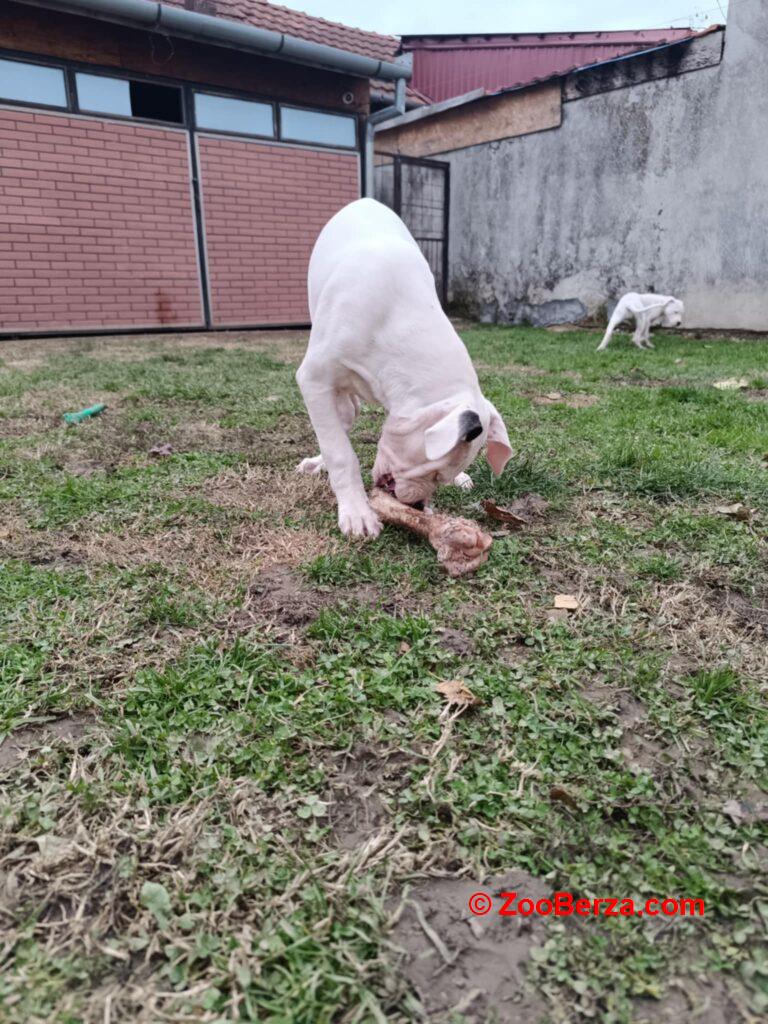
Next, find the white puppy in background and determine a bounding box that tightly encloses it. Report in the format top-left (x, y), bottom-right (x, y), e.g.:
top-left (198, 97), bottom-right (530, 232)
top-left (295, 198), bottom-right (512, 539)
top-left (597, 293), bottom-right (684, 351)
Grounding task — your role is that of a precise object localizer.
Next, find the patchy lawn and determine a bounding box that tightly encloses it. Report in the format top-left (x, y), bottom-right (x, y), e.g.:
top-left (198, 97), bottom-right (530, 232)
top-left (1, 325), bottom-right (767, 1024)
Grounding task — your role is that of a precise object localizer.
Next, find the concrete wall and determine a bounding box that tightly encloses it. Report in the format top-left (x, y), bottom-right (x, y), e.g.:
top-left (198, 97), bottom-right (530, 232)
top-left (443, 0), bottom-right (768, 330)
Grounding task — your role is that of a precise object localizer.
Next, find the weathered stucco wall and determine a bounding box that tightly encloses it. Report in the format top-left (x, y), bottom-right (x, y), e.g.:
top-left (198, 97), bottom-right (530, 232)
top-left (443, 0), bottom-right (768, 330)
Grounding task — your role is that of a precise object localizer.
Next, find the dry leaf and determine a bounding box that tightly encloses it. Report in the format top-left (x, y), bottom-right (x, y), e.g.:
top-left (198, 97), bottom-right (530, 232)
top-left (550, 786), bottom-right (580, 810)
top-left (554, 594), bottom-right (580, 610)
top-left (713, 378), bottom-right (749, 390)
top-left (435, 679), bottom-right (481, 707)
top-left (481, 493), bottom-right (549, 529)
top-left (715, 503), bottom-right (752, 522)
top-left (149, 443), bottom-right (174, 457)
top-left (722, 799), bottom-right (745, 825)
top-left (481, 500), bottom-right (528, 528)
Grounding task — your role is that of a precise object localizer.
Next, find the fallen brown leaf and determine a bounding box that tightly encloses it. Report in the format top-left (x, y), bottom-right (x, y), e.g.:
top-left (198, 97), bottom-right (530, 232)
top-left (715, 503), bottom-right (752, 522)
top-left (481, 493), bottom-right (549, 529)
top-left (554, 594), bottom-right (580, 610)
top-left (481, 500), bottom-right (528, 528)
top-left (435, 679), bottom-right (481, 708)
top-left (550, 786), bottom-right (580, 811)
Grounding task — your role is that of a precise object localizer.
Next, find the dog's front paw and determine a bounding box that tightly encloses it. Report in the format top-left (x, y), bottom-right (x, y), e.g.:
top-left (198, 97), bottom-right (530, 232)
top-left (338, 501), bottom-right (382, 539)
top-left (453, 472), bottom-right (474, 491)
top-left (295, 456), bottom-right (326, 475)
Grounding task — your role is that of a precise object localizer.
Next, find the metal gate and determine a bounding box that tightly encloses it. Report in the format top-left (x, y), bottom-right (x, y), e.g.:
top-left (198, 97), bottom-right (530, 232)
top-left (374, 155), bottom-right (450, 305)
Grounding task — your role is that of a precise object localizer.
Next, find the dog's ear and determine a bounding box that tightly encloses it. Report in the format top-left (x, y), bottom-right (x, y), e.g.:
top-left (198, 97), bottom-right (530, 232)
top-left (424, 406), bottom-right (482, 461)
top-left (485, 401), bottom-right (513, 476)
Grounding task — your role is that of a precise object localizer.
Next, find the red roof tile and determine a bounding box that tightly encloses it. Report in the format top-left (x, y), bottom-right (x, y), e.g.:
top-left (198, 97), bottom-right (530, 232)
top-left (162, 0), bottom-right (400, 61)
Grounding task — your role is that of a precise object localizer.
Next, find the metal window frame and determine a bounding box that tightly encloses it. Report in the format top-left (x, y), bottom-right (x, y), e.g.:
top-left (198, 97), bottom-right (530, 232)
top-left (278, 102), bottom-right (358, 150)
top-left (72, 67), bottom-right (186, 125)
top-left (0, 45), bottom-right (363, 147)
top-left (0, 52), bottom-right (69, 111)
top-left (191, 87), bottom-right (277, 141)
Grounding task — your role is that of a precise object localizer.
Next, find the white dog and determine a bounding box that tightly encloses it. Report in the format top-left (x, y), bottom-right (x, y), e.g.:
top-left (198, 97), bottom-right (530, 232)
top-left (296, 198), bottom-right (512, 538)
top-left (597, 293), bottom-right (684, 351)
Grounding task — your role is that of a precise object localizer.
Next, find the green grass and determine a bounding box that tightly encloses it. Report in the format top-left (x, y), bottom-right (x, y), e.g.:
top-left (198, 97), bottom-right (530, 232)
top-left (0, 326), bottom-right (766, 1023)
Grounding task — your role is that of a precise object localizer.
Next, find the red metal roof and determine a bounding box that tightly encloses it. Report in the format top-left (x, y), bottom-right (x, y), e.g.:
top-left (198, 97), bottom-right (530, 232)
top-left (162, 0), bottom-right (400, 62)
top-left (401, 29), bottom-right (700, 102)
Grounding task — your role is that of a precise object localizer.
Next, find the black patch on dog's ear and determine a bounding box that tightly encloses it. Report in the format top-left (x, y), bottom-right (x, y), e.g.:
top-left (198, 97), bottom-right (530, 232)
top-left (459, 410), bottom-right (483, 443)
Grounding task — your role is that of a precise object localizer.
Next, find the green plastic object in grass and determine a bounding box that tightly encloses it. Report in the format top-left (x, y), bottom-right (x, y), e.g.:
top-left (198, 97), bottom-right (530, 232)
top-left (63, 403), bottom-right (106, 425)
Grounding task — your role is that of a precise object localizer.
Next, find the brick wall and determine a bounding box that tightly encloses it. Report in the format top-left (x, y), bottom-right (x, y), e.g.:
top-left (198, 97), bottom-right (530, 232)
top-left (198, 137), bottom-right (359, 326)
top-left (0, 108), bottom-right (204, 333)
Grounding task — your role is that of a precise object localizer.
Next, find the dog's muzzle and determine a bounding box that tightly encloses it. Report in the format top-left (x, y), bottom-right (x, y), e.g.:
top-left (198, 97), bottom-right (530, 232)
top-left (376, 474), bottom-right (425, 511)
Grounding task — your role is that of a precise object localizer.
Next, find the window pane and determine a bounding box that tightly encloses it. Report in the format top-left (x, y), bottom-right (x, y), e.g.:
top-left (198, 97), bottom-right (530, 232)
top-left (280, 107), bottom-right (356, 148)
top-left (76, 74), bottom-right (183, 123)
top-left (195, 93), bottom-right (274, 136)
top-left (76, 73), bottom-right (131, 116)
top-left (130, 82), bottom-right (183, 124)
top-left (0, 57), bottom-right (66, 108)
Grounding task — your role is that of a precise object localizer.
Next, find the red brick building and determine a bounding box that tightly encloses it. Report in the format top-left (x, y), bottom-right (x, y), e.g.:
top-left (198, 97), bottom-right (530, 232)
top-left (0, 0), bottom-right (408, 335)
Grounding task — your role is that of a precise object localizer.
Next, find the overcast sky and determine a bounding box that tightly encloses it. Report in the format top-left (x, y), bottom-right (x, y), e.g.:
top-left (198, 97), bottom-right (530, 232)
top-left (278, 0), bottom-right (729, 36)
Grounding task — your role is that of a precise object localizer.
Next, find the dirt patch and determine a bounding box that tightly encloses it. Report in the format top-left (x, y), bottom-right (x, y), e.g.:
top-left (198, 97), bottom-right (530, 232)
top-left (326, 743), bottom-right (413, 850)
top-left (435, 627), bottom-right (475, 657)
top-left (532, 392), bottom-right (599, 409)
top-left (2, 500), bottom-right (337, 601)
top-left (705, 586), bottom-right (768, 636)
top-left (243, 564), bottom-right (381, 635)
top-left (580, 687), bottom-right (675, 777)
top-left (0, 328), bottom-right (309, 368)
top-left (633, 970), bottom-right (748, 1024)
top-left (582, 688), bottom-right (661, 774)
top-left (204, 465), bottom-right (334, 519)
top-left (743, 389), bottom-right (768, 401)
top-left (391, 870), bottom-right (550, 1022)
top-left (474, 361), bottom-right (547, 376)
top-left (0, 714), bottom-right (95, 770)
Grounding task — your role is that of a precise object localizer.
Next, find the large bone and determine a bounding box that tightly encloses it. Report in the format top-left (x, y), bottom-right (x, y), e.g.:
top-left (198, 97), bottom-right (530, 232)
top-left (369, 488), bottom-right (492, 577)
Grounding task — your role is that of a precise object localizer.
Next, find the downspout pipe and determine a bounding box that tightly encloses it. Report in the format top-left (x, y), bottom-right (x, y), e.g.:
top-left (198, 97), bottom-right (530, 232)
top-left (364, 75), bottom-right (405, 198)
top-left (12, 0), bottom-right (413, 81)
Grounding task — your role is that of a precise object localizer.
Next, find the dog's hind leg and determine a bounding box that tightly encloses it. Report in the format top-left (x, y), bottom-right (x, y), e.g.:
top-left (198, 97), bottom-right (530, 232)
top-left (632, 312), bottom-right (651, 349)
top-left (597, 302), bottom-right (626, 351)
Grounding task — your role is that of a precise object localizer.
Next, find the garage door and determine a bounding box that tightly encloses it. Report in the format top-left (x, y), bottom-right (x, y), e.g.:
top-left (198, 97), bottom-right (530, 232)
top-left (196, 136), bottom-right (359, 327)
top-left (0, 107), bottom-right (205, 334)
